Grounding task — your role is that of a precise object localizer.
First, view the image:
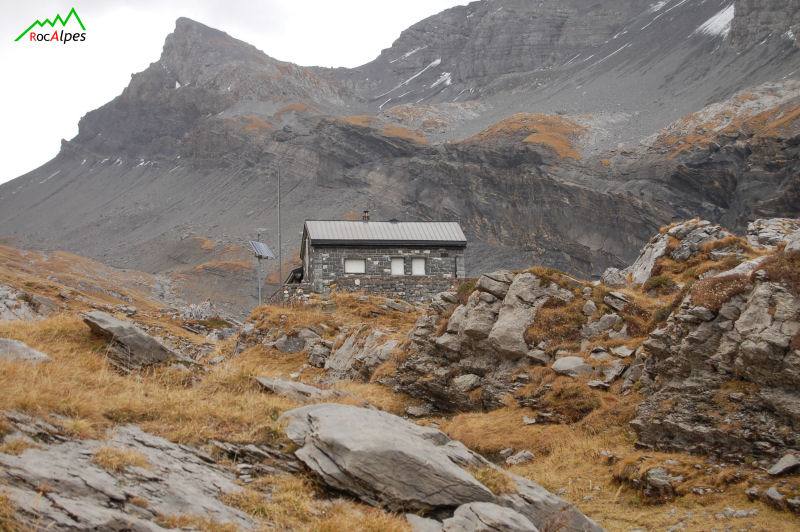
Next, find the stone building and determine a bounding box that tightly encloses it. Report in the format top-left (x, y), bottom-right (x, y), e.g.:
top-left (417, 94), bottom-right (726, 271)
top-left (298, 217), bottom-right (467, 301)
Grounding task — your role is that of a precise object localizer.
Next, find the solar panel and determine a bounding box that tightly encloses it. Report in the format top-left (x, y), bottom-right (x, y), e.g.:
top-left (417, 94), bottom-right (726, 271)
top-left (250, 241), bottom-right (276, 259)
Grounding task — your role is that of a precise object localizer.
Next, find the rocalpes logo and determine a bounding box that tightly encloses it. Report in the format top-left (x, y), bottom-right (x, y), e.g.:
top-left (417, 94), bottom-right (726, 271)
top-left (15, 7), bottom-right (86, 43)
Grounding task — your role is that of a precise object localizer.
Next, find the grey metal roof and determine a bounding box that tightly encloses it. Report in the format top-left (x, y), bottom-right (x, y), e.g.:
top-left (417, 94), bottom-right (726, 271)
top-left (304, 220), bottom-right (466, 247)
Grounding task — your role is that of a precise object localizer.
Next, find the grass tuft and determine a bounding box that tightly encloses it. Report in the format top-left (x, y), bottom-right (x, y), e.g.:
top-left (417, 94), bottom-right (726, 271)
top-left (92, 446), bottom-right (151, 473)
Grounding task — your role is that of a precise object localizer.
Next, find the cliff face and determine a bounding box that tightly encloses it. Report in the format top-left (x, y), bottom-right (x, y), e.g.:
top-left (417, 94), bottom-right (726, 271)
top-left (1, 0), bottom-right (799, 313)
top-left (730, 0), bottom-right (800, 50)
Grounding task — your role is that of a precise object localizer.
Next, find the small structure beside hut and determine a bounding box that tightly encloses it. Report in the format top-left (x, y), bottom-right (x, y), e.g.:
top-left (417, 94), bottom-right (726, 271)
top-left (294, 213), bottom-right (466, 301)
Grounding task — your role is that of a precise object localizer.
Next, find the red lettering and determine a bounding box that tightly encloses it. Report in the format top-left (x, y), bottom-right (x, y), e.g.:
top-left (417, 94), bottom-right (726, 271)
top-left (50, 31), bottom-right (59, 41)
top-left (29, 32), bottom-right (36, 41)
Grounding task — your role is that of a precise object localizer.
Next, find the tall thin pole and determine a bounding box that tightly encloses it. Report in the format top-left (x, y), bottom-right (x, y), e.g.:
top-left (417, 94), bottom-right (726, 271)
top-left (278, 167), bottom-right (282, 297)
top-left (256, 231), bottom-right (262, 306)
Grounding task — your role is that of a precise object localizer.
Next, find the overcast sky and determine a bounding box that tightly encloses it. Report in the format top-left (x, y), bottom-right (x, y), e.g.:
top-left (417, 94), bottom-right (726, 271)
top-left (0, 1), bottom-right (467, 185)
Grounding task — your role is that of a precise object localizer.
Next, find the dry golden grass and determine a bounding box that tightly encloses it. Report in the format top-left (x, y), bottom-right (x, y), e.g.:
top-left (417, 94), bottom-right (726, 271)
top-left (274, 102), bottom-right (315, 122)
top-left (467, 466), bottom-right (515, 495)
top-left (156, 513), bottom-right (239, 532)
top-left (228, 474), bottom-right (410, 532)
top-left (690, 274), bottom-right (750, 312)
top-left (0, 438), bottom-right (40, 456)
top-left (464, 113), bottom-right (586, 159)
top-left (241, 115), bottom-right (275, 132)
top-left (338, 115), bottom-right (375, 127)
top-left (445, 404), bottom-right (800, 531)
top-left (382, 125), bottom-right (428, 145)
top-left (0, 314), bottom-right (299, 444)
top-left (91, 446), bottom-right (151, 473)
top-left (192, 261), bottom-right (253, 275)
top-left (0, 495), bottom-right (16, 532)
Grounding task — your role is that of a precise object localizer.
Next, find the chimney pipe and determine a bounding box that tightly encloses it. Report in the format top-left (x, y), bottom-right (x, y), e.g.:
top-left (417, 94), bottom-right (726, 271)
top-left (362, 210), bottom-right (370, 221)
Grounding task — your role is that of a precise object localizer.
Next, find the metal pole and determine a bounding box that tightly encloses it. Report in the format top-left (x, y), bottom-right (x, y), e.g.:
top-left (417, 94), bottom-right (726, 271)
top-left (256, 231), bottom-right (262, 306)
top-left (278, 167), bottom-right (282, 298)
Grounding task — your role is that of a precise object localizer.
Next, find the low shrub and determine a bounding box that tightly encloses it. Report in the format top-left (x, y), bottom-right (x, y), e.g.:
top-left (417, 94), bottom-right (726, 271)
top-left (690, 274), bottom-right (750, 312)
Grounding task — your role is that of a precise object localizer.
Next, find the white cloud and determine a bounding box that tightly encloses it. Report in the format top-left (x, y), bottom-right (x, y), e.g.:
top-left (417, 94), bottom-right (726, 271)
top-left (0, 1), bottom-right (466, 185)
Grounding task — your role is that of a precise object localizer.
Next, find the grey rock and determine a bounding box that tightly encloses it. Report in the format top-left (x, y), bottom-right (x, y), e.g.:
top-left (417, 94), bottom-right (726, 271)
top-left (603, 291), bottom-right (629, 312)
top-left (253, 377), bottom-right (354, 403)
top-left (522, 416), bottom-right (537, 425)
top-left (307, 343), bottom-right (331, 367)
top-left (0, 423), bottom-right (254, 530)
top-left (787, 232), bottom-right (800, 252)
top-left (386, 298), bottom-right (412, 313)
top-left (526, 349), bottom-right (551, 366)
top-left (476, 270), bottom-right (515, 299)
top-left (497, 473), bottom-right (603, 532)
top-left (624, 234), bottom-right (668, 285)
top-left (611, 345), bottom-right (634, 358)
top-left (551, 356), bottom-right (593, 377)
top-left (601, 267), bottom-right (627, 287)
top-left (83, 311), bottom-right (177, 371)
top-left (452, 373), bottom-right (481, 393)
top-left (765, 486), bottom-right (786, 509)
top-left (281, 403), bottom-right (494, 511)
top-left (442, 502), bottom-right (538, 532)
top-left (643, 467), bottom-right (682, 503)
top-left (588, 380), bottom-right (610, 389)
top-left (325, 328), bottom-right (398, 380)
top-left (768, 453), bottom-right (800, 476)
top-left (405, 404), bottom-right (434, 418)
top-left (499, 448), bottom-right (515, 458)
top-left (582, 300), bottom-right (598, 316)
top-left (0, 338), bottom-right (52, 363)
top-left (747, 218), bottom-right (800, 248)
top-left (407, 513), bottom-right (443, 532)
top-left (744, 486), bottom-right (760, 500)
top-left (505, 450), bottom-right (534, 466)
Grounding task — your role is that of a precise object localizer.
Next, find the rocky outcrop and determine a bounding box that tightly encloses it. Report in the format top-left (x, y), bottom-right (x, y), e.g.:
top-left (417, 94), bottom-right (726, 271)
top-left (0, 414), bottom-right (254, 530)
top-left (394, 270), bottom-right (577, 411)
top-left (82, 311), bottom-right (179, 371)
top-left (631, 252), bottom-right (800, 460)
top-left (281, 403), bottom-right (602, 531)
top-left (747, 218), bottom-right (800, 248)
top-left (730, 0), bottom-right (800, 51)
top-left (324, 328), bottom-right (399, 380)
top-left (0, 284), bottom-right (55, 321)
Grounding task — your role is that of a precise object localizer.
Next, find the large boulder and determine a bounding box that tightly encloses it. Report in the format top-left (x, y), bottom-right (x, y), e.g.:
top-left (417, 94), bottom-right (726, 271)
top-left (623, 233), bottom-right (668, 285)
top-left (82, 311), bottom-right (177, 371)
top-left (487, 274), bottom-right (573, 360)
top-left (281, 403), bottom-right (603, 531)
top-left (281, 403), bottom-right (494, 511)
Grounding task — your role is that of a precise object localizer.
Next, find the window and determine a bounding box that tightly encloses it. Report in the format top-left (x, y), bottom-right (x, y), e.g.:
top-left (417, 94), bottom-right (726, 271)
top-left (344, 259), bottom-right (366, 274)
top-left (411, 257), bottom-right (426, 276)
top-left (391, 257), bottom-right (404, 276)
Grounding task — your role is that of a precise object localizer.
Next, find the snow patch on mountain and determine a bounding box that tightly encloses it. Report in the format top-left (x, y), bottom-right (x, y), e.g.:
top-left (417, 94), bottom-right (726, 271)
top-left (694, 5), bottom-right (735, 38)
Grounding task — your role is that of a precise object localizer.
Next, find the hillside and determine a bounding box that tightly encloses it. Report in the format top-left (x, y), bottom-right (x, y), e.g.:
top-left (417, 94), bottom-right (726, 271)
top-left (0, 0), bottom-right (799, 316)
top-left (2, 217), bottom-right (800, 530)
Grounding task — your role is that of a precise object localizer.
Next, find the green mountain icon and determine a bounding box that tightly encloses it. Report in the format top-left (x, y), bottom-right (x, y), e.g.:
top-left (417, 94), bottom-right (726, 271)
top-left (15, 7), bottom-right (85, 42)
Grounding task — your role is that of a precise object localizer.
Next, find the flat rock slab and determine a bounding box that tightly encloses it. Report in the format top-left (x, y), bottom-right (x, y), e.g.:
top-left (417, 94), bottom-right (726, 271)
top-left (253, 376), bottom-right (354, 403)
top-left (551, 356), bottom-right (593, 377)
top-left (768, 454), bottom-right (800, 476)
top-left (0, 423), bottom-right (254, 530)
top-left (83, 311), bottom-right (176, 371)
top-left (281, 403), bottom-right (494, 511)
top-left (442, 502), bottom-right (537, 531)
top-left (0, 338), bottom-right (51, 363)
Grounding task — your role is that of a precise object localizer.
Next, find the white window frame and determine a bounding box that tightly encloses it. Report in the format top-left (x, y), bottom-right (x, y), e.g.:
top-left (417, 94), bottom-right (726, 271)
top-left (344, 258), bottom-right (366, 274)
top-left (411, 257), bottom-right (426, 276)
top-left (391, 257), bottom-right (404, 276)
